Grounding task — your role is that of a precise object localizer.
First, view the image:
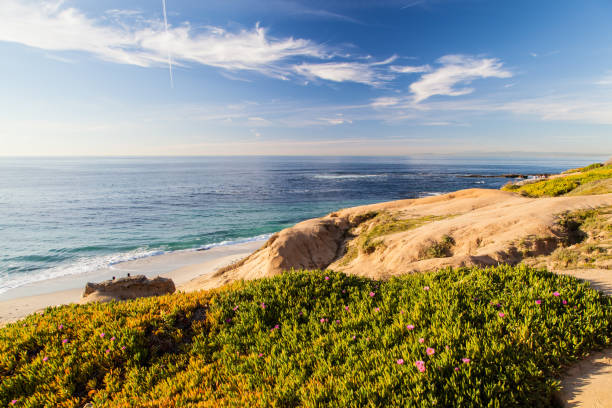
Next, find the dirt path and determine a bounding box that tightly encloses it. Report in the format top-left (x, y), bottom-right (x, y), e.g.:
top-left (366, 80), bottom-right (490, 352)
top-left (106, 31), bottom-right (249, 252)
top-left (556, 269), bottom-right (612, 408)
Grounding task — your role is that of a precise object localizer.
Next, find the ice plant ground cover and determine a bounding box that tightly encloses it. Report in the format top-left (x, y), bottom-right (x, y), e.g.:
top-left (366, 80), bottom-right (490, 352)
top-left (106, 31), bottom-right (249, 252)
top-left (1, 265), bottom-right (610, 407)
top-left (502, 164), bottom-right (612, 197)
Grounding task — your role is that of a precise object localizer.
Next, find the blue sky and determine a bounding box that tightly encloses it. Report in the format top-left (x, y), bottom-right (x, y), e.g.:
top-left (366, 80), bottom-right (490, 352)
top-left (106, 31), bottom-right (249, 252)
top-left (1, 0), bottom-right (611, 156)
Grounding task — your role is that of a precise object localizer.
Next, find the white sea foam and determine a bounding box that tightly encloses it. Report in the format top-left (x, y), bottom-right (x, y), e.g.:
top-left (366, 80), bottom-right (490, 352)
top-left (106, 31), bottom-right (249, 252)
top-left (194, 234), bottom-right (272, 251)
top-left (0, 235), bottom-right (271, 295)
top-left (417, 192), bottom-right (445, 198)
top-left (313, 174), bottom-right (383, 180)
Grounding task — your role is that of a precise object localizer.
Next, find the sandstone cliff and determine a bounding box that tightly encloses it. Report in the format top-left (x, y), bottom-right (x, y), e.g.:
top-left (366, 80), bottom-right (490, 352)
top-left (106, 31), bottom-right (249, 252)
top-left (185, 189), bottom-right (612, 289)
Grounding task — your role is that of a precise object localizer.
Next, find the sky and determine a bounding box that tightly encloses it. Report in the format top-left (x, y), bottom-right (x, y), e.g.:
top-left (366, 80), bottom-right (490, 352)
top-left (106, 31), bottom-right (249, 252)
top-left (0, 0), bottom-right (611, 156)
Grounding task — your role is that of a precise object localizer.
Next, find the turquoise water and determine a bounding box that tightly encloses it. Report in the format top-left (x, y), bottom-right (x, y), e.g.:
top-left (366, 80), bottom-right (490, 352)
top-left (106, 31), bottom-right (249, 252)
top-left (0, 156), bottom-right (601, 294)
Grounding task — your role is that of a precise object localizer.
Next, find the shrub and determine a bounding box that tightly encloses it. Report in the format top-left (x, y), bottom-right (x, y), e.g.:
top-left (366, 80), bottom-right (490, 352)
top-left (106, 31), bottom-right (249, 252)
top-left (1, 266), bottom-right (610, 407)
top-left (421, 235), bottom-right (456, 259)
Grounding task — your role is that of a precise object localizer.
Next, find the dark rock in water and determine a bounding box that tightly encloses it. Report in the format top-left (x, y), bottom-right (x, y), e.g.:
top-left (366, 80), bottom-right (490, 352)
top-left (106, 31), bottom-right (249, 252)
top-left (82, 275), bottom-right (175, 303)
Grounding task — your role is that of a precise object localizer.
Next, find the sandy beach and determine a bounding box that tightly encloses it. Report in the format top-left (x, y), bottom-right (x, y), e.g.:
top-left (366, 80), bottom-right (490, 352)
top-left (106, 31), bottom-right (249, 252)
top-left (0, 240), bottom-right (263, 325)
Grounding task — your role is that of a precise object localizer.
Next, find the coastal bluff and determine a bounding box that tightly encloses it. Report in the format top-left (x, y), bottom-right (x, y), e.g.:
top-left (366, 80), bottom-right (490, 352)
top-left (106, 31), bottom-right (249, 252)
top-left (186, 188), bottom-right (612, 290)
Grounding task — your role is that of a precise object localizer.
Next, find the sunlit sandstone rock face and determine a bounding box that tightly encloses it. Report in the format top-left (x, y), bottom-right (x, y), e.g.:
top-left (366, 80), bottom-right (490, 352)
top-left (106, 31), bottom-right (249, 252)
top-left (82, 275), bottom-right (175, 303)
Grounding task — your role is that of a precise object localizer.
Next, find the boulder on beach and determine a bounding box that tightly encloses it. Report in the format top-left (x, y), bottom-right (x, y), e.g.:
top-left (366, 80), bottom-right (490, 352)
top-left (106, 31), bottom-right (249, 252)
top-left (81, 275), bottom-right (175, 303)
top-left (605, 156), bottom-right (612, 166)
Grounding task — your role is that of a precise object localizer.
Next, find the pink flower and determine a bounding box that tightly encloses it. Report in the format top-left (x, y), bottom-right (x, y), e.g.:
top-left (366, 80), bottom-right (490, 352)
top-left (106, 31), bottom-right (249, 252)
top-left (233, 305), bottom-right (239, 311)
top-left (105, 349), bottom-right (110, 354)
top-left (271, 324), bottom-right (279, 331)
top-left (369, 292), bottom-right (375, 297)
top-left (10, 400), bottom-right (18, 405)
top-left (342, 289), bottom-right (346, 293)
top-left (462, 358), bottom-right (471, 364)
top-left (374, 307), bottom-right (380, 312)
top-left (336, 320), bottom-right (341, 324)
top-left (418, 337), bottom-right (425, 343)
top-left (400, 310), bottom-right (404, 314)
top-left (100, 333), bottom-right (105, 338)
top-left (352, 335), bottom-right (356, 340)
top-left (553, 291), bottom-right (560, 297)
top-left (42, 356), bottom-right (48, 362)
top-left (445, 345), bottom-right (450, 351)
top-left (260, 303), bottom-right (266, 309)
top-left (258, 353), bottom-right (264, 357)
top-left (325, 276), bottom-right (330, 280)
top-left (454, 367), bottom-right (459, 371)
top-left (58, 324), bottom-right (63, 330)
top-left (110, 337), bottom-right (115, 341)
top-left (397, 359), bottom-right (404, 365)
top-left (62, 339), bottom-right (68, 344)
top-left (414, 360), bottom-right (426, 373)
top-left (121, 346), bottom-right (126, 350)
top-left (345, 306), bottom-right (350, 311)
top-left (562, 300), bottom-right (568, 305)
top-left (535, 300), bottom-right (542, 305)
top-left (320, 318), bottom-right (326, 323)
top-left (426, 347), bottom-right (435, 356)
top-left (406, 324), bottom-right (415, 330)
top-left (423, 286), bottom-right (430, 291)
top-left (498, 312), bottom-right (505, 318)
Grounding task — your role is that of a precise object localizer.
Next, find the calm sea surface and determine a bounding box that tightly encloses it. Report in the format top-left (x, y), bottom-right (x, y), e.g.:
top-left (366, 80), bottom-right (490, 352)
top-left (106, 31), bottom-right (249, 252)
top-left (0, 156), bottom-right (601, 294)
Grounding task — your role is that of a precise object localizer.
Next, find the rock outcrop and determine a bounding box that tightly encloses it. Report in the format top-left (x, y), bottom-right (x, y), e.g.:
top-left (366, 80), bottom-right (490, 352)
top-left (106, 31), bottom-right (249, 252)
top-left (81, 275), bottom-right (175, 303)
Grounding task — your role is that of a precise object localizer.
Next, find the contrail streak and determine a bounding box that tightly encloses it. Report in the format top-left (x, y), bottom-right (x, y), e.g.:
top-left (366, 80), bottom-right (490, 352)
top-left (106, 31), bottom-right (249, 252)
top-left (161, 0), bottom-right (174, 88)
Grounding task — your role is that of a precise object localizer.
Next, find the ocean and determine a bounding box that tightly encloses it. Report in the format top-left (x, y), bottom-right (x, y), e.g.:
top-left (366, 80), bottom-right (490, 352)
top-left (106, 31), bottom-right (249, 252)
top-left (0, 155), bottom-right (601, 295)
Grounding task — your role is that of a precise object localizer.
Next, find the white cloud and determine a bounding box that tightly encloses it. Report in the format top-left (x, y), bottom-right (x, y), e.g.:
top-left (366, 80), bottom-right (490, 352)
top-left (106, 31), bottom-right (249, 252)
top-left (371, 97), bottom-right (401, 108)
top-left (390, 65), bottom-right (430, 74)
top-left (409, 55), bottom-right (512, 102)
top-left (319, 115), bottom-right (353, 125)
top-left (0, 0), bottom-right (327, 77)
top-left (293, 56), bottom-right (396, 86)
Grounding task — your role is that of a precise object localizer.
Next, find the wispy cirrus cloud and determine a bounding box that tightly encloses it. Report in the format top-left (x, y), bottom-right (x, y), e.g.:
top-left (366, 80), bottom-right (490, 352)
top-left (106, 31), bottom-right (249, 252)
top-left (367, 93), bottom-right (612, 125)
top-left (371, 97), bottom-right (402, 108)
top-left (409, 55), bottom-right (512, 102)
top-left (390, 64), bottom-right (431, 74)
top-left (293, 56), bottom-right (397, 86)
top-left (495, 97), bottom-right (612, 125)
top-left (0, 0), bottom-right (328, 78)
top-left (0, 0), bottom-right (514, 98)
